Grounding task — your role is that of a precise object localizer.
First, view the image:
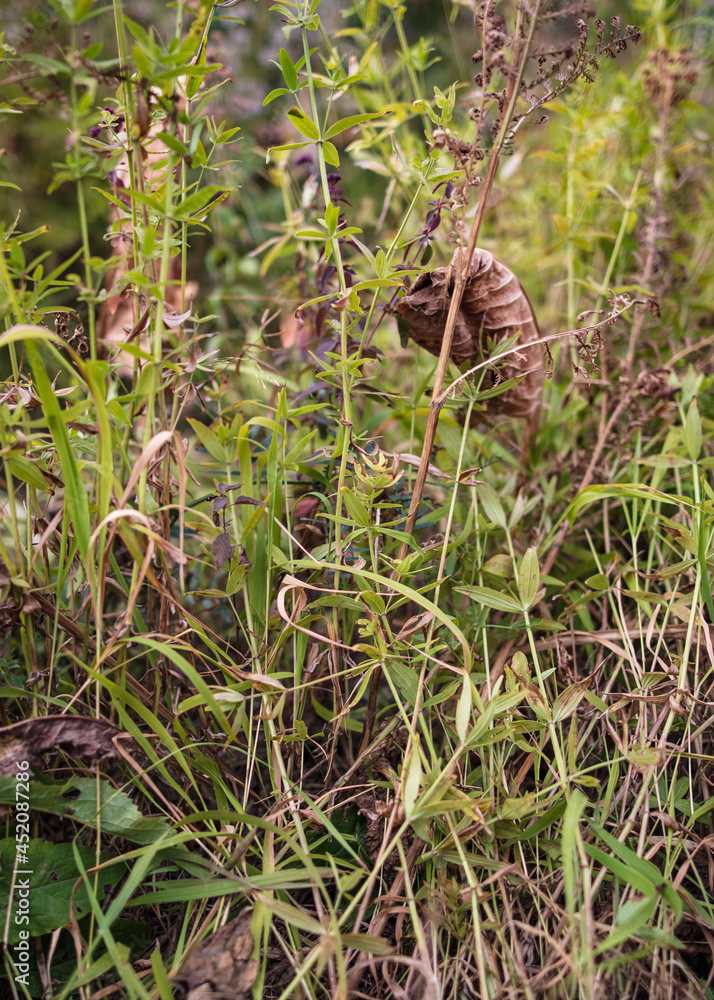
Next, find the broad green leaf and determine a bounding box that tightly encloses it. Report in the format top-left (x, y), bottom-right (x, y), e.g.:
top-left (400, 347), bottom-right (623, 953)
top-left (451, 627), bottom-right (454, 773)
top-left (175, 184), bottom-right (232, 220)
top-left (156, 131), bottom-right (188, 155)
top-left (8, 454), bottom-right (51, 491)
top-left (286, 105), bottom-right (319, 140)
top-left (684, 398), bottom-right (701, 461)
top-left (500, 792), bottom-right (538, 821)
top-left (260, 895), bottom-right (323, 935)
top-left (455, 585), bottom-right (521, 613)
top-left (324, 111), bottom-right (384, 140)
top-left (386, 662), bottom-right (419, 707)
top-left (263, 87), bottom-right (290, 105)
top-left (0, 776), bottom-right (171, 845)
top-left (0, 838), bottom-right (123, 942)
top-left (129, 869), bottom-right (328, 904)
top-left (278, 47), bottom-right (298, 90)
top-left (477, 483), bottom-right (507, 527)
top-left (586, 823), bottom-right (680, 920)
top-left (323, 140), bottom-right (340, 167)
top-left (517, 544), bottom-right (540, 610)
top-left (187, 417), bottom-right (229, 462)
top-left (93, 185), bottom-right (164, 215)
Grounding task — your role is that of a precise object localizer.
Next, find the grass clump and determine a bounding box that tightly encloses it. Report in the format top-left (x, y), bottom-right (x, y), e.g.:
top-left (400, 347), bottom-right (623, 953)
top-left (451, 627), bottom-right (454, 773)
top-left (0, 1), bottom-right (713, 998)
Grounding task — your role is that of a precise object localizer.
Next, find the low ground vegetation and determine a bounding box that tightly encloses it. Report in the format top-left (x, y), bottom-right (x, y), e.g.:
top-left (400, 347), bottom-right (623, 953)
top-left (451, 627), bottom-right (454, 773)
top-left (0, 1), bottom-right (713, 997)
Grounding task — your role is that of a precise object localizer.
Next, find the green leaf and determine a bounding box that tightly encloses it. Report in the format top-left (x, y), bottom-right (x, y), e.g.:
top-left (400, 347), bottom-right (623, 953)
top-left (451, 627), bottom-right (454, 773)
top-left (402, 741), bottom-right (423, 819)
top-left (263, 87), bottom-right (290, 105)
top-left (323, 140), bottom-right (340, 167)
top-left (339, 933), bottom-right (393, 955)
top-left (175, 184), bottom-right (232, 221)
top-left (324, 111), bottom-right (384, 140)
top-left (0, 838), bottom-right (123, 942)
top-left (477, 483), bottom-right (507, 528)
top-left (551, 676), bottom-right (592, 723)
top-left (8, 455), bottom-right (51, 491)
top-left (684, 397), bottom-right (701, 461)
top-left (351, 278), bottom-right (402, 291)
top-left (386, 662), bottom-right (419, 707)
top-left (22, 335), bottom-right (90, 559)
top-left (565, 484), bottom-right (684, 527)
top-left (84, 359), bottom-right (113, 530)
top-left (93, 185), bottom-right (164, 215)
top-left (266, 141), bottom-right (310, 162)
top-left (583, 841), bottom-right (655, 897)
top-left (455, 679), bottom-right (471, 742)
top-left (517, 544), bottom-right (540, 610)
top-left (0, 776), bottom-right (172, 845)
top-left (324, 201), bottom-right (340, 237)
top-left (594, 895), bottom-right (658, 954)
top-left (455, 585), bottom-right (522, 613)
top-left (586, 824), bottom-right (679, 919)
top-left (278, 47), bottom-right (298, 90)
top-left (286, 105), bottom-right (319, 140)
top-left (216, 126), bottom-right (241, 143)
top-left (156, 131), bottom-right (188, 155)
top-left (187, 417), bottom-right (229, 462)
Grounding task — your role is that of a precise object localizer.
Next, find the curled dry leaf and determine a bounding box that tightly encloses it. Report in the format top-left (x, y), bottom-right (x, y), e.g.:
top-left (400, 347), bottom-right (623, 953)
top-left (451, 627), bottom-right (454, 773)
top-left (174, 909), bottom-right (258, 1000)
top-left (396, 248), bottom-right (543, 419)
top-left (0, 716), bottom-right (120, 775)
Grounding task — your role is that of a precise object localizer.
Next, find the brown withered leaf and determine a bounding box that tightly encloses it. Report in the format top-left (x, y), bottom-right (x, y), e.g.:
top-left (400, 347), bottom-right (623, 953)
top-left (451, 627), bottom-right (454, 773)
top-left (212, 531), bottom-right (235, 570)
top-left (174, 910), bottom-right (258, 1000)
top-left (396, 248), bottom-right (543, 419)
top-left (0, 716), bottom-right (120, 776)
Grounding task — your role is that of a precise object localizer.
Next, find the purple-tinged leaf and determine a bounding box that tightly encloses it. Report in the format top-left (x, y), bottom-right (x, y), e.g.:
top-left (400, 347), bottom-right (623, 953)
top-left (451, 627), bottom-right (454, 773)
top-left (213, 531), bottom-right (235, 569)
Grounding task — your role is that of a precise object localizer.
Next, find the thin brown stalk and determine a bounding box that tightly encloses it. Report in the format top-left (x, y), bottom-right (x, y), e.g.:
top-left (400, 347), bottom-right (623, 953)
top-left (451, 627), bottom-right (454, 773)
top-left (394, 2), bottom-right (542, 569)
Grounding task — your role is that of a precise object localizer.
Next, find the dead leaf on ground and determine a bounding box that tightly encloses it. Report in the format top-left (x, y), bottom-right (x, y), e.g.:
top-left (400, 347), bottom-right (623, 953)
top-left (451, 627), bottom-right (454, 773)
top-left (396, 248), bottom-right (543, 419)
top-left (174, 909), bottom-right (258, 1000)
top-left (0, 716), bottom-right (121, 775)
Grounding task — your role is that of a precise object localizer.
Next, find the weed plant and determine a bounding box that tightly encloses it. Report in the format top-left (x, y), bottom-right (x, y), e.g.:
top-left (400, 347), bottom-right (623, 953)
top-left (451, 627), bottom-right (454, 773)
top-left (0, 0), bottom-right (713, 998)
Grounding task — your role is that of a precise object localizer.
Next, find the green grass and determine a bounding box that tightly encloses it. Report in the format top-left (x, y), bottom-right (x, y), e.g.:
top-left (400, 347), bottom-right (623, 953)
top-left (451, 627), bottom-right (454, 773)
top-left (1, 1), bottom-right (713, 998)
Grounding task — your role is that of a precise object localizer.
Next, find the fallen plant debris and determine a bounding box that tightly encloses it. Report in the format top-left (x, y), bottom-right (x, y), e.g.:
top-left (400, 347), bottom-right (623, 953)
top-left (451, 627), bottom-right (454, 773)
top-left (397, 247), bottom-right (543, 419)
top-left (173, 910), bottom-right (258, 1000)
top-left (0, 716), bottom-right (120, 775)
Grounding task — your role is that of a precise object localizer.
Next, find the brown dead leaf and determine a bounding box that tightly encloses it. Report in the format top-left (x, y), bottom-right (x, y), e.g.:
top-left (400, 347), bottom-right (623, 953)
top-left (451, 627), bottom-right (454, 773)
top-left (212, 531), bottom-right (234, 570)
top-left (396, 248), bottom-right (543, 419)
top-left (0, 716), bottom-right (120, 775)
top-left (174, 910), bottom-right (258, 1000)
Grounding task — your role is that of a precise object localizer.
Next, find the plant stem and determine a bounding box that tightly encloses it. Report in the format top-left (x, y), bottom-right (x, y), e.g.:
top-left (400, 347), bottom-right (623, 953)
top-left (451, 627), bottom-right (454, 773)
top-left (394, 1), bottom-right (542, 570)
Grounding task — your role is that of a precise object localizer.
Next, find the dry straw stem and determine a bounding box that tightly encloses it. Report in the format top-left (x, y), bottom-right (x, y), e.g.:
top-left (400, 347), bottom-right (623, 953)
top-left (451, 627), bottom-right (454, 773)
top-left (394, 1), bottom-right (543, 570)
